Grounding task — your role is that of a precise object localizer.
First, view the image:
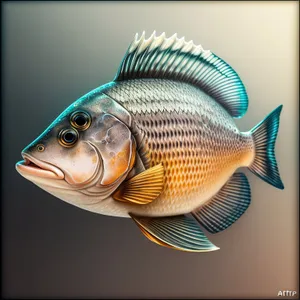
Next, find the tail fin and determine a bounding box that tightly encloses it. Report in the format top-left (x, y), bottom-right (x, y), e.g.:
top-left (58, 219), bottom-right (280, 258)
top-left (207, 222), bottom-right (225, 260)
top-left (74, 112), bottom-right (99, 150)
top-left (248, 105), bottom-right (284, 189)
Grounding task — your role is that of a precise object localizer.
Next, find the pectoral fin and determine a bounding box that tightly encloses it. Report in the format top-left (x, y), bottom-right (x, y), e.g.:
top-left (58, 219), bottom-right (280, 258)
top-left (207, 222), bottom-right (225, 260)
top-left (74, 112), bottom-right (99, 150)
top-left (192, 172), bottom-right (251, 234)
top-left (112, 164), bottom-right (164, 205)
top-left (130, 214), bottom-right (219, 252)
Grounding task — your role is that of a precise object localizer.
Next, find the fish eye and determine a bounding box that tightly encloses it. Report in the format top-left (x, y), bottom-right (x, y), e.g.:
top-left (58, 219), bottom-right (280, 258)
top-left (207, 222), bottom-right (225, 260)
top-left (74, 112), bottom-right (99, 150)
top-left (58, 128), bottom-right (79, 147)
top-left (70, 111), bottom-right (91, 131)
top-left (36, 144), bottom-right (45, 152)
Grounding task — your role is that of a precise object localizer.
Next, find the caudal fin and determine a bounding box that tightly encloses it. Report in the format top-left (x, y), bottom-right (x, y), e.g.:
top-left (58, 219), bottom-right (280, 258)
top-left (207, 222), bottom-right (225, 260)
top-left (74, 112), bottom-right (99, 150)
top-left (248, 105), bottom-right (284, 189)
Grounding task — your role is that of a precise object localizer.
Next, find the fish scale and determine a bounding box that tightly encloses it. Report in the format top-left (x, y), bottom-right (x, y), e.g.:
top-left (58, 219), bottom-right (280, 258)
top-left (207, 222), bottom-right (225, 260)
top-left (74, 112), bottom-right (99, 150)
top-left (105, 79), bottom-right (254, 216)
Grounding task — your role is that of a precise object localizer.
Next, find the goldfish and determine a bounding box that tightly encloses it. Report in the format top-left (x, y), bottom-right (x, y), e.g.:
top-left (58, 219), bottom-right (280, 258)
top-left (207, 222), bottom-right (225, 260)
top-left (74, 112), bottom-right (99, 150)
top-left (16, 32), bottom-right (284, 252)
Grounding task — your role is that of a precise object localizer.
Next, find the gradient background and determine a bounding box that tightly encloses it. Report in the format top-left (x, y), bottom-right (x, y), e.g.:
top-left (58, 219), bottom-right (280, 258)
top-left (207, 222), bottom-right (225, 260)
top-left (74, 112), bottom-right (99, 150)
top-left (1, 1), bottom-right (299, 298)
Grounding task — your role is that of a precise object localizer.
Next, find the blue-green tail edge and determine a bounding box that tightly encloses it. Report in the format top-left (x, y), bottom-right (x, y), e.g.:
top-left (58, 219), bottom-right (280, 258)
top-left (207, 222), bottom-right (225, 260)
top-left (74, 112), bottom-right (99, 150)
top-left (248, 105), bottom-right (284, 190)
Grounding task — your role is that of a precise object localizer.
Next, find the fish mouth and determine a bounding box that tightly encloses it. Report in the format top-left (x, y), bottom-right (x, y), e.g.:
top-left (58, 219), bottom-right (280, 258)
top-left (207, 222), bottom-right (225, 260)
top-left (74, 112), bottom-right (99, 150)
top-left (16, 153), bottom-right (64, 180)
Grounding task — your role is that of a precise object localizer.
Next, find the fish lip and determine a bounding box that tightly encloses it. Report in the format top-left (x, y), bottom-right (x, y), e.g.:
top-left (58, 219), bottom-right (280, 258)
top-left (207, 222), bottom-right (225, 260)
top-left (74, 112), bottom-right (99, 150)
top-left (16, 153), bottom-right (64, 180)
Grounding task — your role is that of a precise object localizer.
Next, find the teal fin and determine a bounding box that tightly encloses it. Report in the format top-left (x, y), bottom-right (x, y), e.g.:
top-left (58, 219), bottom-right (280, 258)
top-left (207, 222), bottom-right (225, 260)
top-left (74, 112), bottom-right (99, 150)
top-left (192, 173), bottom-right (251, 234)
top-left (130, 213), bottom-right (219, 252)
top-left (114, 31), bottom-right (248, 118)
top-left (248, 105), bottom-right (284, 189)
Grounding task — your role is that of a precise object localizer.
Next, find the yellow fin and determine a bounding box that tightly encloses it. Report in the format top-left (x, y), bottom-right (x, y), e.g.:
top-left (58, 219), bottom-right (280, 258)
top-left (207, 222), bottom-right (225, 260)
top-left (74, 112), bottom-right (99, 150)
top-left (112, 164), bottom-right (164, 205)
top-left (134, 220), bottom-right (174, 250)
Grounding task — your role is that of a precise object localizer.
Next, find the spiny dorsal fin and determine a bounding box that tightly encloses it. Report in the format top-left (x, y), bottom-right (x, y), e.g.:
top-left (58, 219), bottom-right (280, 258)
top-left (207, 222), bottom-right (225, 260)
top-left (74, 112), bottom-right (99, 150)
top-left (114, 31), bottom-right (248, 118)
top-left (192, 172), bottom-right (251, 234)
top-left (112, 164), bottom-right (164, 205)
top-left (130, 213), bottom-right (219, 252)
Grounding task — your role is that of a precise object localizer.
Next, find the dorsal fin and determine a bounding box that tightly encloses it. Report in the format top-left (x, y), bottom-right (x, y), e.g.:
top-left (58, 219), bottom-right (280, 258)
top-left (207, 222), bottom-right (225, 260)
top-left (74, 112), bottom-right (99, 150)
top-left (114, 31), bottom-right (248, 118)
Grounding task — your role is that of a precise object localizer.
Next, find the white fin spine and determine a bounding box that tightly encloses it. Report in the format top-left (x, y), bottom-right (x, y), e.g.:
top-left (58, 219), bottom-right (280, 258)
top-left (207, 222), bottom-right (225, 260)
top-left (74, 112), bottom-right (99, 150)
top-left (115, 31), bottom-right (248, 118)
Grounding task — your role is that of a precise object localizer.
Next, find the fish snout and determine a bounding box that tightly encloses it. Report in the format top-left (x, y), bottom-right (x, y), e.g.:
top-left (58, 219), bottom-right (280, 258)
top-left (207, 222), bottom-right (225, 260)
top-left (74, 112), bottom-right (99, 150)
top-left (16, 151), bottom-right (64, 180)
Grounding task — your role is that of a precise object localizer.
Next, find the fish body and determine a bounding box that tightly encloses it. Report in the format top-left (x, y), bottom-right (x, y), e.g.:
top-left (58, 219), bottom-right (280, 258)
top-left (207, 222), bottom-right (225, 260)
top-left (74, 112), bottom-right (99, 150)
top-left (16, 32), bottom-right (284, 252)
top-left (98, 79), bottom-right (254, 217)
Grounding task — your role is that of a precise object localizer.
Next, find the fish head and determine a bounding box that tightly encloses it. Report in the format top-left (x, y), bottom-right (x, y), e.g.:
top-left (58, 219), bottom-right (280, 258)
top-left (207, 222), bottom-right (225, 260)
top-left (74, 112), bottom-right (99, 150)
top-left (16, 88), bottom-right (136, 208)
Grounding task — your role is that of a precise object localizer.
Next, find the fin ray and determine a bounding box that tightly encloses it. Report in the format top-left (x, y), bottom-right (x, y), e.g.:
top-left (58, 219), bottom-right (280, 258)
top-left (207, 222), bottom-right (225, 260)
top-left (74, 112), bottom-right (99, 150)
top-left (247, 105), bottom-right (284, 189)
top-left (112, 164), bottom-right (164, 205)
top-left (131, 214), bottom-right (219, 252)
top-left (192, 173), bottom-right (251, 234)
top-left (115, 31), bottom-right (248, 118)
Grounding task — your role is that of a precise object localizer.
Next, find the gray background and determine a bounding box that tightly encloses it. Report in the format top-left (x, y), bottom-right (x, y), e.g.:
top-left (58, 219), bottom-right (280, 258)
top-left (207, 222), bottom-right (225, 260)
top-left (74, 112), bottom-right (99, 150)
top-left (1, 1), bottom-right (298, 298)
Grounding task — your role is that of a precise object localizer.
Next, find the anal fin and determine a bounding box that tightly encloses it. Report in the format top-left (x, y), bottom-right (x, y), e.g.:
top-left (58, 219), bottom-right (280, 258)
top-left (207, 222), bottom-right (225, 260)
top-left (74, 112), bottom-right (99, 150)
top-left (192, 172), bottom-right (251, 234)
top-left (112, 164), bottom-right (164, 205)
top-left (130, 213), bottom-right (219, 252)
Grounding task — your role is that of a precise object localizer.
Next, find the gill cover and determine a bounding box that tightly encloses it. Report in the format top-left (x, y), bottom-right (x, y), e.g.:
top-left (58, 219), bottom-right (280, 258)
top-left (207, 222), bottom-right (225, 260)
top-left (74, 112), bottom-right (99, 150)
top-left (90, 113), bottom-right (136, 186)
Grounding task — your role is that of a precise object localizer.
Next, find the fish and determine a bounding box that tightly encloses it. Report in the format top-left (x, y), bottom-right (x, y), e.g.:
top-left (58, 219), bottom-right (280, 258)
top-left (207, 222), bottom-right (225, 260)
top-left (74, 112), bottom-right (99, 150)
top-left (16, 31), bottom-right (284, 252)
